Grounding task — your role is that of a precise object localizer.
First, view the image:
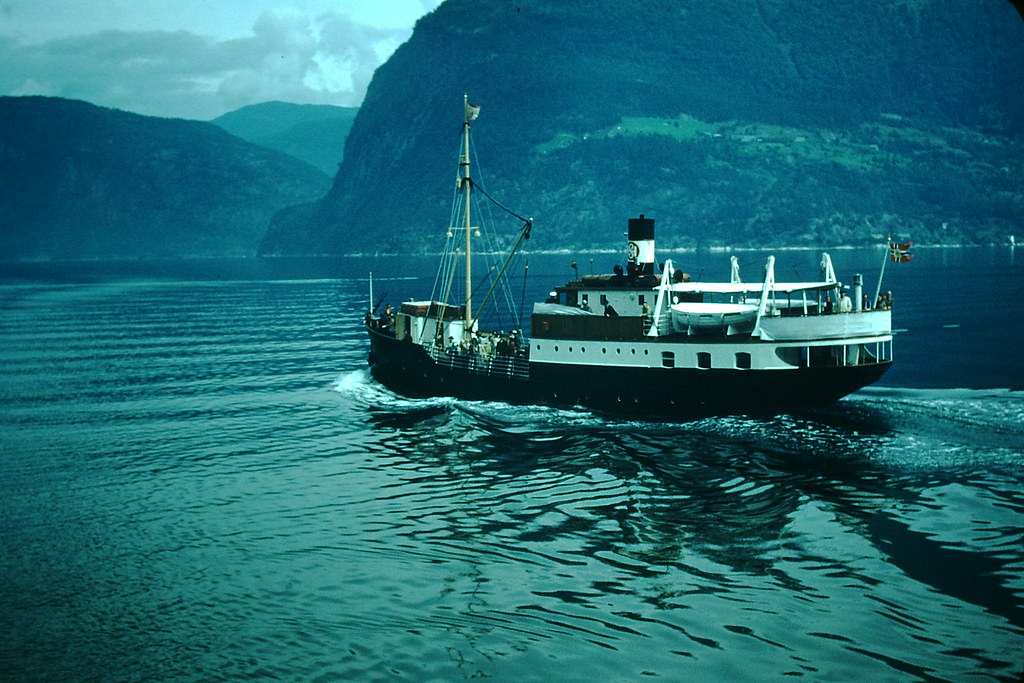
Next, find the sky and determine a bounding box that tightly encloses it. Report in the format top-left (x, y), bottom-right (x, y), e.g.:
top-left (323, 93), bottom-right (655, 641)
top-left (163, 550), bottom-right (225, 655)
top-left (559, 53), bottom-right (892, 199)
top-left (0, 0), bottom-right (443, 120)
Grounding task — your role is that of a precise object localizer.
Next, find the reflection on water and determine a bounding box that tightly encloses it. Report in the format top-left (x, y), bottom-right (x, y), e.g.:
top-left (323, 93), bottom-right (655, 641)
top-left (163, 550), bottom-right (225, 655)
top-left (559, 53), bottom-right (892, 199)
top-left (346, 371), bottom-right (1024, 679)
top-left (0, 273), bottom-right (1021, 681)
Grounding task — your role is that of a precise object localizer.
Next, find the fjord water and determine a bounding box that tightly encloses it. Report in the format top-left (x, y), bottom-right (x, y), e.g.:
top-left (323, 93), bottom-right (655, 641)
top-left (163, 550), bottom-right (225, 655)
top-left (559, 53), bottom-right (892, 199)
top-left (1, 248), bottom-right (1022, 681)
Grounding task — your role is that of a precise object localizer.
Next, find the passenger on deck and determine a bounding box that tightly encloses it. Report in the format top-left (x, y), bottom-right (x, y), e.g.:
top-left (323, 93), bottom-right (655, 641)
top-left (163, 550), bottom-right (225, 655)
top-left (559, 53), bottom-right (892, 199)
top-left (604, 303), bottom-right (618, 317)
top-left (823, 296), bottom-right (834, 314)
top-left (838, 289), bottom-right (852, 313)
top-left (479, 334), bottom-right (493, 358)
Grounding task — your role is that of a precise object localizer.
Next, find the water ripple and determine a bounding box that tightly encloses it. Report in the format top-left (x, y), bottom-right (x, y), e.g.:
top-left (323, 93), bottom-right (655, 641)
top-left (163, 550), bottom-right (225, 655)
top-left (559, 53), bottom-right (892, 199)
top-left (2, 275), bottom-right (1022, 682)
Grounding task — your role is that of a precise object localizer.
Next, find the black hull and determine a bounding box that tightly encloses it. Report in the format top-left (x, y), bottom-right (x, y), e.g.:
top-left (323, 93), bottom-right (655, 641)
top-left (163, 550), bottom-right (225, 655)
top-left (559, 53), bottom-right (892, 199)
top-left (367, 327), bottom-right (891, 418)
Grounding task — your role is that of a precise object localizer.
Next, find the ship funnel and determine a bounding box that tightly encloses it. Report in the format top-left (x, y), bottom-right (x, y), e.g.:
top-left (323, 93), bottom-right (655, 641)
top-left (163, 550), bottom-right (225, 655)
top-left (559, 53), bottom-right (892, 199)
top-left (627, 215), bottom-right (655, 276)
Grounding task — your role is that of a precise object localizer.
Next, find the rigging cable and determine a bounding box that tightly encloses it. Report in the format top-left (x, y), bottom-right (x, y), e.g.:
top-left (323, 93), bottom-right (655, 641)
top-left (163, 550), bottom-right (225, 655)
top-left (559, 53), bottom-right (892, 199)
top-left (470, 178), bottom-right (533, 226)
top-left (466, 136), bottom-right (528, 325)
top-left (470, 215), bottom-right (533, 330)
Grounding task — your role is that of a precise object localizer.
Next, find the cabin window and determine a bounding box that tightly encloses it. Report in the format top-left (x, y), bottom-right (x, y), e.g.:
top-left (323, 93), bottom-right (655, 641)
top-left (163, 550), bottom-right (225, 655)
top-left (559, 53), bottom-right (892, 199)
top-left (600, 294), bottom-right (608, 306)
top-left (697, 352), bottom-right (711, 369)
top-left (638, 295), bottom-right (646, 305)
top-left (735, 352), bottom-right (751, 369)
top-left (661, 351), bottom-right (675, 368)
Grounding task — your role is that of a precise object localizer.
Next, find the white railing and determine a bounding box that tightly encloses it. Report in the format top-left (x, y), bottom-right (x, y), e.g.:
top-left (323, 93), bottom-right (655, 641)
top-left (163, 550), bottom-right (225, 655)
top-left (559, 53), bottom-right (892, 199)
top-left (427, 344), bottom-right (530, 380)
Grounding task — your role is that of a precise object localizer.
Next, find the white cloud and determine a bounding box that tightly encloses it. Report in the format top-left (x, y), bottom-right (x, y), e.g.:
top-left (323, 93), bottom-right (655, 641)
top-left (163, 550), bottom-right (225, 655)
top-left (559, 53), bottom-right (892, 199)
top-left (0, 1), bottom-right (442, 119)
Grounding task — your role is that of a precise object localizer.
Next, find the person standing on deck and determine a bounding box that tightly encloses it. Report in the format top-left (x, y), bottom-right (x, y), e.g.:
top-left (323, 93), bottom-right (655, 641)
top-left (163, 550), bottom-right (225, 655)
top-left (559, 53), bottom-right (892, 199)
top-left (838, 289), bottom-right (853, 313)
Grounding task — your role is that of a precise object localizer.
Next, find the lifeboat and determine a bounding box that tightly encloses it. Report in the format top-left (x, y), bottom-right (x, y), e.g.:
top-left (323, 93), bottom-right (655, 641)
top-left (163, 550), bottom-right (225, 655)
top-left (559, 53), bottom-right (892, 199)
top-left (670, 302), bottom-right (759, 335)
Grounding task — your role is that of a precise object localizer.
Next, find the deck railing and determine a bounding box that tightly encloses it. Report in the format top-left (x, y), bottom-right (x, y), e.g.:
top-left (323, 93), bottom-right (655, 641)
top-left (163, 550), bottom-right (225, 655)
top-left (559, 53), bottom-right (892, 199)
top-left (427, 345), bottom-right (530, 380)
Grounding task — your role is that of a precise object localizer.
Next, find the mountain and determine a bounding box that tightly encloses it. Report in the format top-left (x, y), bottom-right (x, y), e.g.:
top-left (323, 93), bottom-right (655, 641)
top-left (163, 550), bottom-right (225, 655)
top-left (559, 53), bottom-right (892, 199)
top-left (260, 0), bottom-right (1024, 256)
top-left (0, 97), bottom-right (330, 260)
top-left (212, 102), bottom-right (358, 175)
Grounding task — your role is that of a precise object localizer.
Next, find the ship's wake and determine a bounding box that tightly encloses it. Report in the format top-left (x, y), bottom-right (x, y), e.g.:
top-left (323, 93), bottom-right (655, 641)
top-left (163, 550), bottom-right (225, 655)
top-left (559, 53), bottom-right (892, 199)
top-left (331, 370), bottom-right (459, 428)
top-left (334, 371), bottom-right (1022, 471)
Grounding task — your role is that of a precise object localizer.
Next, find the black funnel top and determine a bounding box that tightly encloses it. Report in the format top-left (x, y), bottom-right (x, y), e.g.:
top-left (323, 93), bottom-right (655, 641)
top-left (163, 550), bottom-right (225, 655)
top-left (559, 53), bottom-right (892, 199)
top-left (628, 215), bottom-right (654, 241)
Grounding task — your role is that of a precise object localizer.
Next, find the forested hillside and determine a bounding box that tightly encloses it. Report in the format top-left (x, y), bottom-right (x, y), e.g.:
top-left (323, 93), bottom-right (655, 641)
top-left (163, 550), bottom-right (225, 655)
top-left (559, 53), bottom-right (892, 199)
top-left (0, 97), bottom-right (330, 259)
top-left (261, 0), bottom-right (1024, 255)
top-left (213, 102), bottom-right (358, 175)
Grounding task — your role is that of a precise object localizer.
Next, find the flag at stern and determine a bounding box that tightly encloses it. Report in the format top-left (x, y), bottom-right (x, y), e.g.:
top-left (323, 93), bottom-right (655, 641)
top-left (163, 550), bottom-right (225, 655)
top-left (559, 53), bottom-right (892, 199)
top-left (889, 241), bottom-right (914, 263)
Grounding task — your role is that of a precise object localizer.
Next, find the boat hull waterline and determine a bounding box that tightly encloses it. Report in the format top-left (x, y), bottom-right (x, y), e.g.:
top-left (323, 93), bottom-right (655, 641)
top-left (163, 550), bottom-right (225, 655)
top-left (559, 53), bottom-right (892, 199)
top-left (368, 326), bottom-right (892, 417)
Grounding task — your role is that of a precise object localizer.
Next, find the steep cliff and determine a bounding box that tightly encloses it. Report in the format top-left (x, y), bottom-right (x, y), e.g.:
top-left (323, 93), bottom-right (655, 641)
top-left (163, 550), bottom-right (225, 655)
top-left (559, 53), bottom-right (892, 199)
top-left (260, 0), bottom-right (1024, 255)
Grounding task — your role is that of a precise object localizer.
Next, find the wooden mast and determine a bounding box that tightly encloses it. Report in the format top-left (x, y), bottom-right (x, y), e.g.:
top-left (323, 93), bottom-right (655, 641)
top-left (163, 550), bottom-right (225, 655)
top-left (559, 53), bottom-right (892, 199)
top-left (461, 94), bottom-right (474, 330)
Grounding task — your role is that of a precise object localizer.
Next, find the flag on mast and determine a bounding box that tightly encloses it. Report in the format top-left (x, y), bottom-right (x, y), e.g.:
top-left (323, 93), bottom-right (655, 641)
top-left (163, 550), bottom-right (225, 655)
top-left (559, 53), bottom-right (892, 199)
top-left (465, 101), bottom-right (481, 121)
top-left (889, 240), bottom-right (914, 263)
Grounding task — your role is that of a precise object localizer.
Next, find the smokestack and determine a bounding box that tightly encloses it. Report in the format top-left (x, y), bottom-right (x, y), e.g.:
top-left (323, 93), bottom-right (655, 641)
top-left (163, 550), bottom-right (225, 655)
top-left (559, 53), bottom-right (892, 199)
top-left (627, 215), bottom-right (655, 276)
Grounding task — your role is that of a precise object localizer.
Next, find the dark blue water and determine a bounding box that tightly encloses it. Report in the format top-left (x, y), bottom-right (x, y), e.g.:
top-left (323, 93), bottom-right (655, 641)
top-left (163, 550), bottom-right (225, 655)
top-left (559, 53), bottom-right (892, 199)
top-left (1, 248), bottom-right (1022, 681)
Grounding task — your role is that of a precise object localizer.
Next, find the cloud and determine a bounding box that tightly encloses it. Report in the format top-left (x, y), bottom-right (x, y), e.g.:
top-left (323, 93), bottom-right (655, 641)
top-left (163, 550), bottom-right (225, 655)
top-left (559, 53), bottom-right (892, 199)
top-left (0, 8), bottom-right (413, 120)
top-left (314, 13), bottom-right (399, 95)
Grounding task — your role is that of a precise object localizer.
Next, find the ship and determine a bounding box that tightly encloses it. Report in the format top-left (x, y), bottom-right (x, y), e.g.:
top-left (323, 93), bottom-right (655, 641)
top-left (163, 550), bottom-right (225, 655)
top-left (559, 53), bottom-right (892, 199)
top-left (365, 96), bottom-right (894, 417)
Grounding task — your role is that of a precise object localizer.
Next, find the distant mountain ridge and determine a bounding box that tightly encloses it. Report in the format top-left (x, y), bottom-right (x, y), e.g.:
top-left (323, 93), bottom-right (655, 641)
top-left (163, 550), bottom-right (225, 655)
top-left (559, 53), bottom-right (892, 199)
top-left (0, 97), bottom-right (330, 260)
top-left (213, 102), bottom-right (358, 175)
top-left (260, 0), bottom-right (1024, 256)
